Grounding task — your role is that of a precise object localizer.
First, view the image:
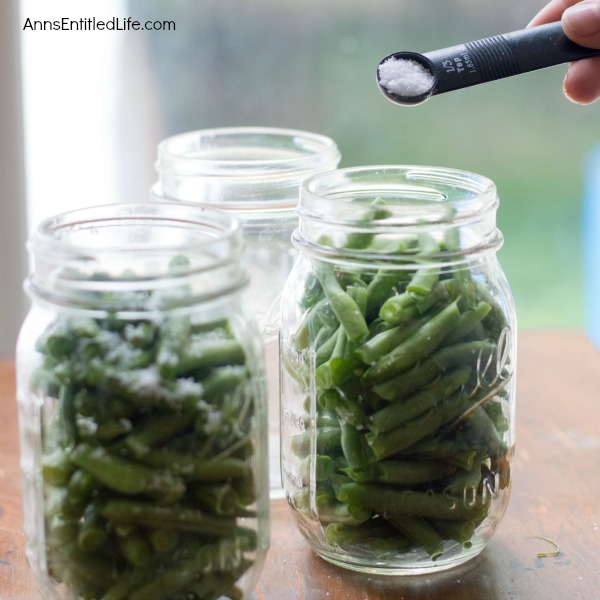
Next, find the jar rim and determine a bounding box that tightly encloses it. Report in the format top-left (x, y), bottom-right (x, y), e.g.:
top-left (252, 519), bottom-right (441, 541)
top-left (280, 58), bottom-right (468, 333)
top-left (155, 126), bottom-right (341, 177)
top-left (299, 165), bottom-right (498, 226)
top-left (295, 165), bottom-right (502, 266)
top-left (29, 201), bottom-right (243, 259)
top-left (26, 202), bottom-right (248, 311)
top-left (150, 182), bottom-right (302, 217)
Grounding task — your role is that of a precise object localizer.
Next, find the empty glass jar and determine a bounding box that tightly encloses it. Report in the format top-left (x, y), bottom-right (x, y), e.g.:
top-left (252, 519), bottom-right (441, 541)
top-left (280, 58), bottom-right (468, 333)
top-left (279, 166), bottom-right (516, 575)
top-left (16, 202), bottom-right (269, 600)
top-left (152, 127), bottom-right (341, 495)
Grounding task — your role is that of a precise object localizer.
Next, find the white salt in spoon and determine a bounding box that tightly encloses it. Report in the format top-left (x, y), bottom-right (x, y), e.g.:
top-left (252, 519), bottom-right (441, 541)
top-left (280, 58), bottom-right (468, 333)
top-left (377, 21), bottom-right (600, 106)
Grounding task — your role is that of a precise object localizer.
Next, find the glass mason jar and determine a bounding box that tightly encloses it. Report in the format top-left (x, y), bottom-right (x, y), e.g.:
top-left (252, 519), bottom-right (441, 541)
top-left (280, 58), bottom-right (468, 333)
top-left (152, 127), bottom-right (341, 495)
top-left (16, 202), bottom-right (269, 600)
top-left (280, 166), bottom-right (516, 575)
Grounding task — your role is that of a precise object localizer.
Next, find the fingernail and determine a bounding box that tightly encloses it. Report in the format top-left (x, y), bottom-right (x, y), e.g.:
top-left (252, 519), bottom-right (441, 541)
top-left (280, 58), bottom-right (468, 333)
top-left (563, 73), bottom-right (579, 104)
top-left (563, 0), bottom-right (600, 37)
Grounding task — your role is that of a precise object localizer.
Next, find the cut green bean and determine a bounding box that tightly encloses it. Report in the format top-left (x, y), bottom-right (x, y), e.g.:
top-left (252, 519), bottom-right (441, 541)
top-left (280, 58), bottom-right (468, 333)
top-left (367, 390), bottom-right (471, 459)
top-left (70, 443), bottom-right (186, 502)
top-left (387, 514), bottom-right (444, 559)
top-left (340, 421), bottom-right (377, 469)
top-left (363, 300), bottom-right (461, 383)
top-left (317, 267), bottom-right (369, 343)
top-left (326, 520), bottom-right (413, 557)
top-left (100, 500), bottom-right (237, 536)
top-left (369, 366), bottom-right (471, 434)
top-left (407, 267), bottom-right (439, 298)
top-left (337, 482), bottom-right (490, 521)
top-left (344, 459), bottom-right (456, 486)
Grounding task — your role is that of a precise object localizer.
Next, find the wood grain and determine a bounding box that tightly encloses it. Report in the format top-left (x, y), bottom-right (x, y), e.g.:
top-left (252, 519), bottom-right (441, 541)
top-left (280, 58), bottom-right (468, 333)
top-left (2, 330), bottom-right (599, 599)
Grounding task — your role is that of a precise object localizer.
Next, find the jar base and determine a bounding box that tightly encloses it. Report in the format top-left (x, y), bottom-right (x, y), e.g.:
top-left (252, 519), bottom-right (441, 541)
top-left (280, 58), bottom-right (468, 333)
top-left (313, 539), bottom-right (487, 576)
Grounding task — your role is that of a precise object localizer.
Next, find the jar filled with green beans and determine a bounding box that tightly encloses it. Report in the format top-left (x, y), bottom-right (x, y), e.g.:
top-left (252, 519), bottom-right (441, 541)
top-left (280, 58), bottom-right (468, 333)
top-left (16, 202), bottom-right (269, 600)
top-left (279, 166), bottom-right (516, 575)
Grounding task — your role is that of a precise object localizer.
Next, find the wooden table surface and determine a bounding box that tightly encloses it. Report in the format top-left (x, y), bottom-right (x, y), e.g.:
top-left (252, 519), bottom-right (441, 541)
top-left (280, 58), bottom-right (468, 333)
top-left (1, 330), bottom-right (599, 600)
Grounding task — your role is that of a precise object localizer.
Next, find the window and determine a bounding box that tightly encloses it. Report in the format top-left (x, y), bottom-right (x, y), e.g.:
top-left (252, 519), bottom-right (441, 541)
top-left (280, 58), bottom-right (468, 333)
top-left (6, 0), bottom-right (598, 357)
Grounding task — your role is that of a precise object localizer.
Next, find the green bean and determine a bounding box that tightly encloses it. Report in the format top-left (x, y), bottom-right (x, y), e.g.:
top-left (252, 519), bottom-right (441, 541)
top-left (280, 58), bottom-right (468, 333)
top-left (291, 426), bottom-right (342, 459)
top-left (299, 271), bottom-right (324, 311)
top-left (307, 408), bottom-right (341, 429)
top-left (188, 481), bottom-right (238, 516)
top-left (429, 518), bottom-right (477, 548)
top-left (58, 384), bottom-right (77, 448)
top-left (340, 421), bottom-right (377, 469)
top-left (141, 450), bottom-right (251, 481)
top-left (372, 340), bottom-right (497, 403)
top-left (149, 527), bottom-right (179, 553)
top-left (317, 501), bottom-right (371, 525)
top-left (402, 438), bottom-right (483, 471)
top-left (124, 321), bottom-right (156, 349)
top-left (314, 487), bottom-right (336, 508)
top-left (369, 366), bottom-right (471, 435)
top-left (100, 366), bottom-right (203, 410)
top-left (43, 328), bottom-right (78, 360)
top-left (444, 301), bottom-right (492, 344)
top-left (187, 571), bottom-right (246, 600)
top-left (343, 459), bottom-right (457, 486)
top-left (318, 387), bottom-right (366, 427)
top-left (378, 291), bottom-right (417, 324)
top-left (117, 530), bottom-right (153, 568)
top-left (313, 328), bottom-right (338, 365)
top-left (46, 514), bottom-right (79, 547)
top-left (298, 454), bottom-right (336, 482)
top-left (314, 326), bottom-right (340, 367)
top-left (343, 201), bottom-right (392, 250)
top-left (178, 337), bottom-right (246, 375)
top-left (355, 314), bottom-right (428, 365)
top-left (77, 503), bottom-right (107, 552)
top-left (95, 418), bottom-right (133, 442)
top-left (42, 448), bottom-right (75, 487)
top-left (363, 300), bottom-right (461, 383)
top-left (325, 520), bottom-right (413, 557)
top-left (123, 410), bottom-right (195, 458)
top-left (202, 365), bottom-right (248, 400)
top-left (100, 500), bottom-right (237, 536)
top-left (59, 544), bottom-right (117, 589)
top-left (407, 267), bottom-right (439, 298)
top-left (464, 406), bottom-right (507, 457)
top-left (317, 267), bottom-right (369, 343)
top-left (156, 317), bottom-right (191, 379)
top-left (315, 329), bottom-right (359, 389)
top-left (366, 390), bottom-right (471, 459)
top-left (101, 566), bottom-right (152, 600)
top-left (386, 514), bottom-right (444, 559)
top-left (337, 482), bottom-right (489, 521)
top-left (365, 271), bottom-right (402, 321)
top-left (70, 443), bottom-right (186, 502)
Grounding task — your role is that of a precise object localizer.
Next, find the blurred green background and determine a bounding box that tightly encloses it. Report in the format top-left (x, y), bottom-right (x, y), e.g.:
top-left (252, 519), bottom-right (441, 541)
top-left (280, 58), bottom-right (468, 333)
top-left (121, 0), bottom-right (599, 329)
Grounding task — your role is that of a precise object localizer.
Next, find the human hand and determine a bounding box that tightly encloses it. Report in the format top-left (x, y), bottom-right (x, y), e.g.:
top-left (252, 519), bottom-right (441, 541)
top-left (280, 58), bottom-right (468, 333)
top-left (529, 0), bottom-right (600, 104)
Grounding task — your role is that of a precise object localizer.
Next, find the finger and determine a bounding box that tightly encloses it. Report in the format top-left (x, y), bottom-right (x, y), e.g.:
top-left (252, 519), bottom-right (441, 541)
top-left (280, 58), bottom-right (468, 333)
top-left (528, 0), bottom-right (578, 26)
top-left (562, 0), bottom-right (600, 46)
top-left (563, 55), bottom-right (600, 103)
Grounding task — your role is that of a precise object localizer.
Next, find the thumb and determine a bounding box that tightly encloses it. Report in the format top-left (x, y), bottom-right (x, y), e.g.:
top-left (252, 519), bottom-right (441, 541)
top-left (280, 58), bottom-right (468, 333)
top-left (562, 0), bottom-right (600, 47)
